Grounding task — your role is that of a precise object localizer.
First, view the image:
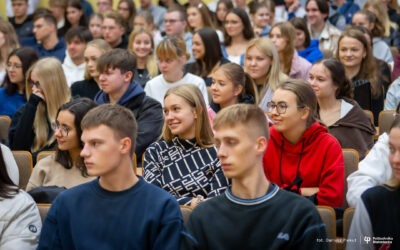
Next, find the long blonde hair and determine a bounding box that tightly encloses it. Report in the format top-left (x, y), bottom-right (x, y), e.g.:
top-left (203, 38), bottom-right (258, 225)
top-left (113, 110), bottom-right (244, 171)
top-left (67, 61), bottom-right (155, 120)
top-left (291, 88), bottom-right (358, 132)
top-left (245, 38), bottom-right (287, 100)
top-left (84, 39), bottom-right (112, 80)
top-left (128, 28), bottom-right (158, 78)
top-left (270, 22), bottom-right (295, 75)
top-left (26, 58), bottom-right (71, 152)
top-left (162, 84), bottom-right (214, 148)
top-left (364, 0), bottom-right (397, 37)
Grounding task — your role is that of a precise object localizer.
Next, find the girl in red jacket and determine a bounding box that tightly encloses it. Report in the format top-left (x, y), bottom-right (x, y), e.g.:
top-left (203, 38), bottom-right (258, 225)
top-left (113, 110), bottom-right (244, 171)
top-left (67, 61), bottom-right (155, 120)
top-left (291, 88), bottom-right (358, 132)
top-left (263, 79), bottom-right (344, 207)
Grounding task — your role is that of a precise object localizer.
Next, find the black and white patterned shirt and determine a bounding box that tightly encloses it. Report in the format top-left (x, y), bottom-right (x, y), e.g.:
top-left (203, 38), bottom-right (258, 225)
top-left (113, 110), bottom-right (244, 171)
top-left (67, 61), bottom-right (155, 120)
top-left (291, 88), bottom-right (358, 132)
top-left (143, 137), bottom-right (229, 205)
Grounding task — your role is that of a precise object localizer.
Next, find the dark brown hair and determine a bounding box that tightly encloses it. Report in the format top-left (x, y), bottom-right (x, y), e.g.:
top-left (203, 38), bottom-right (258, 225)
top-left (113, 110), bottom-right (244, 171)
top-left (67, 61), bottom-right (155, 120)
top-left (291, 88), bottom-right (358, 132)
top-left (97, 48), bottom-right (137, 75)
top-left (55, 98), bottom-right (97, 176)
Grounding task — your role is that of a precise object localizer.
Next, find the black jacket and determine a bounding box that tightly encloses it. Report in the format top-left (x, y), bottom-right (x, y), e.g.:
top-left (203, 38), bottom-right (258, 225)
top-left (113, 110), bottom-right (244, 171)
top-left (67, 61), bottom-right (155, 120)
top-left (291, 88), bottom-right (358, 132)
top-left (8, 94), bottom-right (55, 160)
top-left (94, 80), bottom-right (164, 159)
top-left (70, 78), bottom-right (100, 100)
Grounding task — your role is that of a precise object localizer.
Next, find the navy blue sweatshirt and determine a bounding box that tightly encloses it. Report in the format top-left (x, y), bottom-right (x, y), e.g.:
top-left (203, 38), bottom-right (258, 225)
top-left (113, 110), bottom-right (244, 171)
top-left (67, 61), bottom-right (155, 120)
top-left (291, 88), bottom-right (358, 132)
top-left (38, 177), bottom-right (183, 250)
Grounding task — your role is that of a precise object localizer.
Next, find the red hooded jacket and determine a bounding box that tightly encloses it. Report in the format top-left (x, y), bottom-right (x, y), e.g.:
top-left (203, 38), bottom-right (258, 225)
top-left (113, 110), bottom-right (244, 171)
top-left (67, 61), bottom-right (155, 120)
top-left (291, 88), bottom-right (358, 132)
top-left (263, 122), bottom-right (344, 207)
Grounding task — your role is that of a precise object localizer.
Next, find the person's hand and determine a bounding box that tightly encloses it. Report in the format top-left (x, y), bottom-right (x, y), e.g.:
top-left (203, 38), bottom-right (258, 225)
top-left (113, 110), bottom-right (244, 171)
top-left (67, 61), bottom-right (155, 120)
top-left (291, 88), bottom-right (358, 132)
top-left (254, 27), bottom-right (262, 37)
top-left (288, 0), bottom-right (300, 13)
top-left (32, 87), bottom-right (46, 102)
top-left (190, 195), bottom-right (205, 209)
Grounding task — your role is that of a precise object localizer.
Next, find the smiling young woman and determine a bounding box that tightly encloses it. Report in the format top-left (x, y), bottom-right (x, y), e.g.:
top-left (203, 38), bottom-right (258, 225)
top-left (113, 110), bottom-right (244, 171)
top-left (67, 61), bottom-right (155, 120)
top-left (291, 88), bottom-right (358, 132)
top-left (337, 28), bottom-right (383, 125)
top-left (208, 63), bottom-right (257, 125)
top-left (128, 28), bottom-right (158, 88)
top-left (143, 84), bottom-right (228, 208)
top-left (185, 28), bottom-right (229, 87)
top-left (263, 79), bottom-right (344, 207)
top-left (244, 38), bottom-right (287, 111)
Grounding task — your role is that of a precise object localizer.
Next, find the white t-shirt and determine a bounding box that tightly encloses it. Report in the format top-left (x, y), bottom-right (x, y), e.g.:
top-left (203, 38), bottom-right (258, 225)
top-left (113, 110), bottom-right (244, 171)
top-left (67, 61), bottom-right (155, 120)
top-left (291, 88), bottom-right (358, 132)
top-left (144, 73), bottom-right (209, 106)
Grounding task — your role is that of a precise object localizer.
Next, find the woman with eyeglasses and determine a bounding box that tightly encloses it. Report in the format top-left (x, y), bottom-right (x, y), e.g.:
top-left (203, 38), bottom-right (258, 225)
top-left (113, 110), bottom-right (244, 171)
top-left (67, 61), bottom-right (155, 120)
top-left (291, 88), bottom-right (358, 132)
top-left (309, 58), bottom-right (375, 160)
top-left (8, 57), bottom-right (71, 159)
top-left (0, 47), bottom-right (38, 118)
top-left (263, 79), bottom-right (344, 207)
top-left (221, 8), bottom-right (254, 66)
top-left (26, 98), bottom-right (97, 192)
top-left (0, 143), bottom-right (41, 249)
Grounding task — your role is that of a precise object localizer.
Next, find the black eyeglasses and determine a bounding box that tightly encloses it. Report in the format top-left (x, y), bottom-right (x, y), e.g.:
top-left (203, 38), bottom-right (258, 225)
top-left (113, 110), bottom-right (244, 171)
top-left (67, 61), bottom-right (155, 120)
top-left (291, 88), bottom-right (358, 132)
top-left (267, 102), bottom-right (305, 114)
top-left (51, 123), bottom-right (70, 137)
top-left (164, 19), bottom-right (180, 24)
top-left (28, 80), bottom-right (42, 90)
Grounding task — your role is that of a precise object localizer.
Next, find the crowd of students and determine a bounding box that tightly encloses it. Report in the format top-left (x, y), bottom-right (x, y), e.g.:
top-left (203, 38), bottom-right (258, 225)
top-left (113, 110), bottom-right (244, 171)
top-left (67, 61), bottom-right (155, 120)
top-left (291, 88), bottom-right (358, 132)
top-left (0, 0), bottom-right (399, 248)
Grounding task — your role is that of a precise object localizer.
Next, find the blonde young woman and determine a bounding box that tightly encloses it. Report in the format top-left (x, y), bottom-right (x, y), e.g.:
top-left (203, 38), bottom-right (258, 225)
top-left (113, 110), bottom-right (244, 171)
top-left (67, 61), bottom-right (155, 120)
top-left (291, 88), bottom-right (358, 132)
top-left (71, 39), bottom-right (111, 100)
top-left (244, 38), bottom-right (287, 111)
top-left (128, 28), bottom-right (158, 88)
top-left (9, 58), bottom-right (70, 158)
top-left (144, 84), bottom-right (228, 208)
top-left (364, 0), bottom-right (400, 51)
top-left (269, 22), bottom-right (311, 80)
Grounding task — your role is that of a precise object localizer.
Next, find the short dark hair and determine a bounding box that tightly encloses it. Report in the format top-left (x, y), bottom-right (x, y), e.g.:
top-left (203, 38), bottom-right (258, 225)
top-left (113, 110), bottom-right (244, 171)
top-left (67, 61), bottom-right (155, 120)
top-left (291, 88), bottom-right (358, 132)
top-left (12, 0), bottom-right (28, 3)
top-left (167, 5), bottom-right (187, 21)
top-left (81, 104), bottom-right (138, 155)
top-left (2, 47), bottom-right (39, 95)
top-left (96, 48), bottom-right (137, 75)
top-left (290, 17), bottom-right (311, 48)
top-left (306, 0), bottom-right (329, 21)
top-left (33, 12), bottom-right (57, 26)
top-left (65, 26), bottom-right (93, 44)
top-left (55, 98), bottom-right (97, 176)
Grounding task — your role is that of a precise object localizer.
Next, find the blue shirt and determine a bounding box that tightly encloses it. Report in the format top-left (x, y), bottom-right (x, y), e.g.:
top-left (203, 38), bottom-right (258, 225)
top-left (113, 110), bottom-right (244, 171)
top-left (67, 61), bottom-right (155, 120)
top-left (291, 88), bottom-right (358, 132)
top-left (0, 88), bottom-right (26, 118)
top-left (38, 177), bottom-right (183, 250)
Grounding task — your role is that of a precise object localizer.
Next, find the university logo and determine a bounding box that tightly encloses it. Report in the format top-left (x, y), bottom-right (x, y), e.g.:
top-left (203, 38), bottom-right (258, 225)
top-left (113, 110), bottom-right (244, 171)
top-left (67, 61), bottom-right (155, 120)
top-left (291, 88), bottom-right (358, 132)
top-left (277, 232), bottom-right (290, 241)
top-left (364, 236), bottom-right (371, 244)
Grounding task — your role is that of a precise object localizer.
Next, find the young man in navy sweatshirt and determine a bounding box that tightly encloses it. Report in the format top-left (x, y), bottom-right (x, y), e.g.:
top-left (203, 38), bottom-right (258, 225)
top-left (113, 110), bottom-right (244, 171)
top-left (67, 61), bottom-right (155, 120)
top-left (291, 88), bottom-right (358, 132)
top-left (181, 104), bottom-right (329, 250)
top-left (94, 48), bottom-right (163, 160)
top-left (38, 104), bottom-right (182, 249)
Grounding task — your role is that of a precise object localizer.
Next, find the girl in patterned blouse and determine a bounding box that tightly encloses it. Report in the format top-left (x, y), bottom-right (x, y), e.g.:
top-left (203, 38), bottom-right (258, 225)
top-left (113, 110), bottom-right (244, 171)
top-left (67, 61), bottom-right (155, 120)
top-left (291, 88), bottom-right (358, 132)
top-left (143, 84), bottom-right (229, 208)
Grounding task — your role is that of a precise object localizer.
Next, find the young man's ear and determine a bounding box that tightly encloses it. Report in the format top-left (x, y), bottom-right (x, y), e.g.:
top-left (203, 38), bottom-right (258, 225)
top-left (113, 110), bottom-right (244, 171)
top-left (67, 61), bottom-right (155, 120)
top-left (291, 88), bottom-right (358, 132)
top-left (124, 71), bottom-right (134, 83)
top-left (119, 137), bottom-right (132, 155)
top-left (255, 136), bottom-right (268, 155)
